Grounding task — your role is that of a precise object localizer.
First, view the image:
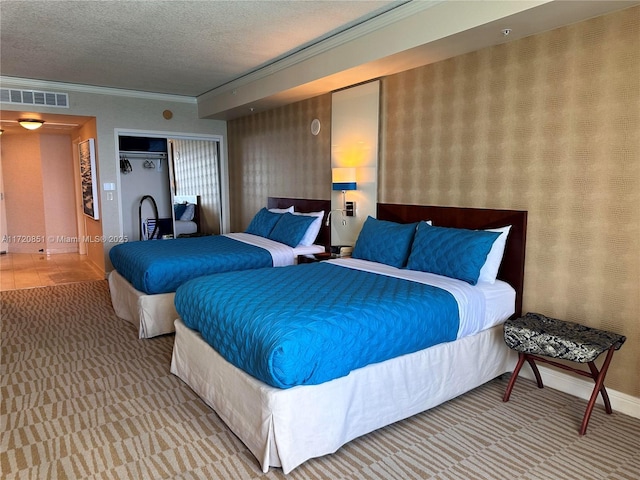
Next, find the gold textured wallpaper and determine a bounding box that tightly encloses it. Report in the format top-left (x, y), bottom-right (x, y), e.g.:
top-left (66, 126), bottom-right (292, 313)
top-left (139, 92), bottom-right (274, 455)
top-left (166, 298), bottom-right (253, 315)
top-left (380, 7), bottom-right (639, 396)
top-left (227, 7), bottom-right (638, 397)
top-left (227, 94), bottom-right (332, 231)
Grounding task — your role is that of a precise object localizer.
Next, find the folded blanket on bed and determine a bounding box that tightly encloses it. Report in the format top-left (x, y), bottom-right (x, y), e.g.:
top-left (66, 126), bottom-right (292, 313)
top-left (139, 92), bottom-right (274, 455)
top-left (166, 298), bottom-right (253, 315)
top-left (109, 236), bottom-right (273, 295)
top-left (175, 262), bottom-right (459, 388)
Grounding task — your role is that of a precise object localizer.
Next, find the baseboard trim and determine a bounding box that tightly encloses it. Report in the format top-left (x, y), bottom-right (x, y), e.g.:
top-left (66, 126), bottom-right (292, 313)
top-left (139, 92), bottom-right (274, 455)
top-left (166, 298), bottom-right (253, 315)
top-left (518, 364), bottom-right (640, 419)
top-left (46, 247), bottom-right (79, 254)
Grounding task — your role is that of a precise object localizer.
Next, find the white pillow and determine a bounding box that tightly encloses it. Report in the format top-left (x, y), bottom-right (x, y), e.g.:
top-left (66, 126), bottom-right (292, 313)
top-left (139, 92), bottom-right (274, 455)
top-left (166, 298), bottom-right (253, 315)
top-left (293, 210), bottom-right (324, 246)
top-left (477, 225), bottom-right (512, 284)
top-left (179, 203), bottom-right (195, 221)
top-left (269, 206), bottom-right (294, 213)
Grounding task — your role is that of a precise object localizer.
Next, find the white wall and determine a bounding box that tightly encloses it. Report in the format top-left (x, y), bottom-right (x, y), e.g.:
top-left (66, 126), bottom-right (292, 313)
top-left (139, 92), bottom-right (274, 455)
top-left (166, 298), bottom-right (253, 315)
top-left (330, 81), bottom-right (379, 247)
top-left (119, 155), bottom-right (172, 241)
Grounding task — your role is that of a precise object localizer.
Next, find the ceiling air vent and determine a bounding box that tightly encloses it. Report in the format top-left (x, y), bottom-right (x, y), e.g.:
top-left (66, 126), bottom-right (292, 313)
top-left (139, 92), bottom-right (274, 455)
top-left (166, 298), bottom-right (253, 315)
top-left (0, 88), bottom-right (69, 108)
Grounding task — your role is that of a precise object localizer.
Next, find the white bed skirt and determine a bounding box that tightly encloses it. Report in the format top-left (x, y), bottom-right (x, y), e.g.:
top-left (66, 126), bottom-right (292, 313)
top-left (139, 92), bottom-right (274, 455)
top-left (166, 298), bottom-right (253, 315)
top-left (108, 270), bottom-right (176, 338)
top-left (170, 318), bottom-right (517, 474)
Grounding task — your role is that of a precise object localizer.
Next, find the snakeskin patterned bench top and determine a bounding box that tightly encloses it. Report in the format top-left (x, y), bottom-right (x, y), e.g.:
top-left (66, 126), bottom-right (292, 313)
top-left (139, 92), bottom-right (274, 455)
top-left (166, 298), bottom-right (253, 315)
top-left (503, 312), bottom-right (626, 363)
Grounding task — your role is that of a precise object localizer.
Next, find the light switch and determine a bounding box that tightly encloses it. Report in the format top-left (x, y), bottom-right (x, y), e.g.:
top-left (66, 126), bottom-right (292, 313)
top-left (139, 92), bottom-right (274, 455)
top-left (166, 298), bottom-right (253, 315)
top-left (345, 201), bottom-right (355, 217)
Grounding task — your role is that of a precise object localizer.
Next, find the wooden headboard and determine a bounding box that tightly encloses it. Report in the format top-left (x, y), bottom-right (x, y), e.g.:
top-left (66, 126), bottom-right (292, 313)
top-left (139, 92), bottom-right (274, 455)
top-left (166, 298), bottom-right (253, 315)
top-left (267, 197), bottom-right (332, 252)
top-left (377, 203), bottom-right (527, 318)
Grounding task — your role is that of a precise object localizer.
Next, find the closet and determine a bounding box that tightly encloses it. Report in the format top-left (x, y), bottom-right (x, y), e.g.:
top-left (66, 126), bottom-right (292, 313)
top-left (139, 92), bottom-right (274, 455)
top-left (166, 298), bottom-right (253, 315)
top-left (118, 135), bottom-right (222, 242)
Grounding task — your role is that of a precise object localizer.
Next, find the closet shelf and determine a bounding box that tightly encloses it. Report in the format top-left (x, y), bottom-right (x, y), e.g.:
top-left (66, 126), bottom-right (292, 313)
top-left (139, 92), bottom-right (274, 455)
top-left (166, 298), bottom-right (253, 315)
top-left (119, 151), bottom-right (167, 159)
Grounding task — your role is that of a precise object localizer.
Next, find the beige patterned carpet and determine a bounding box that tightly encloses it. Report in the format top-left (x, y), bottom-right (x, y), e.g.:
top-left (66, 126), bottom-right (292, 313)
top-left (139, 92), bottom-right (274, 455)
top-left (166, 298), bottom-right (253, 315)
top-left (1, 281), bottom-right (639, 479)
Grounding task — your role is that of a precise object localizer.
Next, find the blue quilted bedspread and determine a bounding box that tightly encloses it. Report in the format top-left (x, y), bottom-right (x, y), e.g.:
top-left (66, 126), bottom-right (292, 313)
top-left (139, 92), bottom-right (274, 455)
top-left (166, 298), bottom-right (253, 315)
top-left (175, 262), bottom-right (459, 388)
top-left (109, 236), bottom-right (273, 295)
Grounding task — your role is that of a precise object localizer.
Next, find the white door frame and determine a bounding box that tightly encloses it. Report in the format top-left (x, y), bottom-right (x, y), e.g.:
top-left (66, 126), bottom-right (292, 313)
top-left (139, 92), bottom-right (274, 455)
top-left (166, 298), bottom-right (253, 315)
top-left (114, 128), bottom-right (228, 237)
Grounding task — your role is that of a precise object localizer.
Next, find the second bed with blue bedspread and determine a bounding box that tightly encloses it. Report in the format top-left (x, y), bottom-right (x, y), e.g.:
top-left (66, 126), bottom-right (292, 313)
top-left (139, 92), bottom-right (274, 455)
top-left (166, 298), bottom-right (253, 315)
top-left (175, 262), bottom-right (460, 388)
top-left (109, 235), bottom-right (273, 295)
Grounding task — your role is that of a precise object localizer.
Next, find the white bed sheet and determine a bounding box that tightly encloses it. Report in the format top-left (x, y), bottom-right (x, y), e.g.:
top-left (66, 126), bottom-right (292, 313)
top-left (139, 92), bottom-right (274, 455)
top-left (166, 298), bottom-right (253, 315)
top-left (108, 235), bottom-right (325, 338)
top-left (224, 232), bottom-right (324, 266)
top-left (327, 257), bottom-right (515, 338)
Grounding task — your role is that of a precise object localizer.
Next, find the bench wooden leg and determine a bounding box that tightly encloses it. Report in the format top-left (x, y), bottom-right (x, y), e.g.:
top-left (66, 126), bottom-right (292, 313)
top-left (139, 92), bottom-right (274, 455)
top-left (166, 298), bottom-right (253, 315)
top-left (587, 360), bottom-right (613, 415)
top-left (579, 345), bottom-right (616, 435)
top-left (526, 355), bottom-right (544, 389)
top-left (503, 353), bottom-right (545, 403)
top-left (503, 353), bottom-right (525, 402)
top-left (503, 353), bottom-right (525, 401)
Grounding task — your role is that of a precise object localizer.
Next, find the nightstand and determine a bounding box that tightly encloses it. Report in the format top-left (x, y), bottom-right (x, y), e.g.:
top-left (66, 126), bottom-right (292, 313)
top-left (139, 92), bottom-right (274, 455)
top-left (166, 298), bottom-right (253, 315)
top-left (297, 252), bottom-right (336, 264)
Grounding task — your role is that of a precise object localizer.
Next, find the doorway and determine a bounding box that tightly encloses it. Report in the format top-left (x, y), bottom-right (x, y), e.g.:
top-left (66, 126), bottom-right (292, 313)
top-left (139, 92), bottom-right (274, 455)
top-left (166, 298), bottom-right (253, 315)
top-left (0, 110), bottom-right (105, 279)
top-left (1, 133), bottom-right (81, 254)
top-left (116, 132), bottom-right (224, 242)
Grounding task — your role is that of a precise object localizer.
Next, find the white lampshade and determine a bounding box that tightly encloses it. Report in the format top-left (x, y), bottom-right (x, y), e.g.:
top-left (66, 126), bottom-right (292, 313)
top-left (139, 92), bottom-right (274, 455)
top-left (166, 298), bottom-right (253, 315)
top-left (18, 119), bottom-right (45, 130)
top-left (332, 167), bottom-right (357, 191)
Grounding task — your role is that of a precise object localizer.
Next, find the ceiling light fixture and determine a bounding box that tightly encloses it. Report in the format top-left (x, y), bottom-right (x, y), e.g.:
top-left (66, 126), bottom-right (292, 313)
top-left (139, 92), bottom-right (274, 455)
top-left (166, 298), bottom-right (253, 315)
top-left (18, 119), bottom-right (45, 130)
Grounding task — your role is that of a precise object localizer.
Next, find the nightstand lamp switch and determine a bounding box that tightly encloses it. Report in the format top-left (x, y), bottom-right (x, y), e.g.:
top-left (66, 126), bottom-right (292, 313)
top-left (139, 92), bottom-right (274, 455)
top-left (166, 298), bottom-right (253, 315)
top-left (345, 201), bottom-right (355, 216)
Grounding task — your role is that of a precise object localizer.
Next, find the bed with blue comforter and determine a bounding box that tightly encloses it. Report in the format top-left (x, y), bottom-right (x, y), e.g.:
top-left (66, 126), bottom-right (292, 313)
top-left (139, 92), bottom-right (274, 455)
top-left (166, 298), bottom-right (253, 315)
top-left (170, 204), bottom-right (526, 473)
top-left (175, 261), bottom-right (460, 388)
top-left (109, 235), bottom-right (272, 295)
top-left (109, 197), bottom-right (331, 339)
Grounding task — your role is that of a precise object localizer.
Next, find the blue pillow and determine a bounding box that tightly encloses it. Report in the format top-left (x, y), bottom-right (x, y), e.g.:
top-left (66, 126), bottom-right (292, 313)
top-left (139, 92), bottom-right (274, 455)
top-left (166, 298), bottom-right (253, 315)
top-left (174, 203), bottom-right (187, 219)
top-left (406, 223), bottom-right (500, 285)
top-left (352, 216), bottom-right (418, 268)
top-left (245, 208), bottom-right (282, 237)
top-left (174, 203), bottom-right (195, 221)
top-left (268, 213), bottom-right (316, 247)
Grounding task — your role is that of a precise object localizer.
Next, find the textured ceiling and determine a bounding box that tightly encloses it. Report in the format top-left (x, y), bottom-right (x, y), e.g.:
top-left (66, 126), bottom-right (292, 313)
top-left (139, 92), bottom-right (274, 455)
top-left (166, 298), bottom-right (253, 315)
top-left (0, 0), bottom-right (405, 97)
top-left (1, 0), bottom-right (637, 124)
